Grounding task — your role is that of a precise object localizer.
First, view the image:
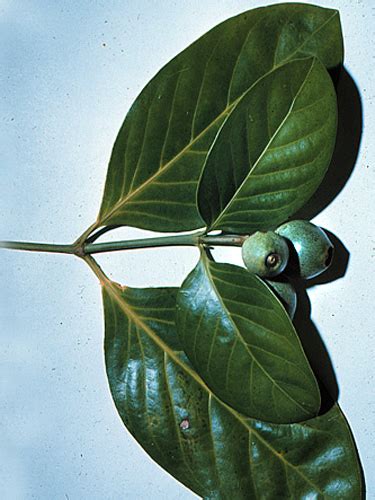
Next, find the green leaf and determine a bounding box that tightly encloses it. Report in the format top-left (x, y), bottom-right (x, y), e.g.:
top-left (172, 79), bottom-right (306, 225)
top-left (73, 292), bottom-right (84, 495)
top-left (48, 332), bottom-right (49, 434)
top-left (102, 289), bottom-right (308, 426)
top-left (103, 283), bottom-right (362, 499)
top-left (176, 257), bottom-right (320, 423)
top-left (198, 57), bottom-right (337, 233)
top-left (98, 4), bottom-right (342, 232)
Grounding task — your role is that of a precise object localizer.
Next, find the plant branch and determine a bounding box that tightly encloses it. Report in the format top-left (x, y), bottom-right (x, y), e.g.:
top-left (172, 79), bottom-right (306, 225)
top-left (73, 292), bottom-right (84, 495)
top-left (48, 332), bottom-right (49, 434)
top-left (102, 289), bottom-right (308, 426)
top-left (83, 233), bottom-right (246, 255)
top-left (0, 232), bottom-right (247, 256)
top-left (200, 234), bottom-right (246, 247)
top-left (0, 240), bottom-right (76, 255)
top-left (83, 232), bottom-right (202, 254)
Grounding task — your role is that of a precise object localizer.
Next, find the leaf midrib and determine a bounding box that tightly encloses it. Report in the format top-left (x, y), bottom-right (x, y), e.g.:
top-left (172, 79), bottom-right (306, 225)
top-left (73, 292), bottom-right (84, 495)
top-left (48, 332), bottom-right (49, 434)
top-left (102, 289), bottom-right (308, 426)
top-left (99, 95), bottom-right (236, 224)
top-left (102, 278), bottom-right (324, 493)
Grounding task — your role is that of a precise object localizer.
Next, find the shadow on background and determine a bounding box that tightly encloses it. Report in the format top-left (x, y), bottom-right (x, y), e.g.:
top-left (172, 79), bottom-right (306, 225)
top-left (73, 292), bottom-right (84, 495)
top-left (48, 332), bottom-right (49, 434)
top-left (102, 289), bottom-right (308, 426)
top-left (291, 232), bottom-right (349, 414)
top-left (291, 66), bottom-right (363, 414)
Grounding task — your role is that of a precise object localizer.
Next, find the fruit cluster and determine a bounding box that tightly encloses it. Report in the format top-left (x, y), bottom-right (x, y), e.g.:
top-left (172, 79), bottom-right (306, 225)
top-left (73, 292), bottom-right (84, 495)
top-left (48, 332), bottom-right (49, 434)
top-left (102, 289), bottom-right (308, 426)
top-left (241, 220), bottom-right (334, 318)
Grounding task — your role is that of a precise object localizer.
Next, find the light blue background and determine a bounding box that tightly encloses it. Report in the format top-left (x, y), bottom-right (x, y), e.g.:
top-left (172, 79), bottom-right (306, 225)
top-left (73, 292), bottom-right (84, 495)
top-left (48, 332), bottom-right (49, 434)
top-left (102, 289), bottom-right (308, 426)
top-left (1, 1), bottom-right (374, 498)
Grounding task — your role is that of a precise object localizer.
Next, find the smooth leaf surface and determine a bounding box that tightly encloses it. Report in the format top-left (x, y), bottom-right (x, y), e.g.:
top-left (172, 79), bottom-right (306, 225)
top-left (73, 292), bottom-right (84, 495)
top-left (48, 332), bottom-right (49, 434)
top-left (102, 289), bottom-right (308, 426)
top-left (176, 258), bottom-right (320, 423)
top-left (103, 283), bottom-right (362, 499)
top-left (98, 4), bottom-right (343, 232)
top-left (198, 57), bottom-right (337, 233)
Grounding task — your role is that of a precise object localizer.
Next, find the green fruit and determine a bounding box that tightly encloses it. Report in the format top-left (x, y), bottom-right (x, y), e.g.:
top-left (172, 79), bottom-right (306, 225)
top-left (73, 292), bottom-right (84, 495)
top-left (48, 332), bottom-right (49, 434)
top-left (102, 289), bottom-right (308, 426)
top-left (265, 278), bottom-right (297, 319)
top-left (241, 231), bottom-right (289, 278)
top-left (276, 220), bottom-right (334, 280)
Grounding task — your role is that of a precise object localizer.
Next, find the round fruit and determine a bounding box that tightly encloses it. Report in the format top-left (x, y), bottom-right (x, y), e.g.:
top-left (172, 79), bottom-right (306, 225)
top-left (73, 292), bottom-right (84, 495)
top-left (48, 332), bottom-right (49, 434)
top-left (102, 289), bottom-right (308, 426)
top-left (275, 220), bottom-right (334, 280)
top-left (241, 231), bottom-right (289, 278)
top-left (265, 277), bottom-right (297, 319)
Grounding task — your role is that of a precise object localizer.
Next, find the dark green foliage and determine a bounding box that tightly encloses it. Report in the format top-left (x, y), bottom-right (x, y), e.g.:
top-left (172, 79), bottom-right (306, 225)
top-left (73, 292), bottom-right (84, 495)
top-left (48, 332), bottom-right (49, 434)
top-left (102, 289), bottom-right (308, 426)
top-left (176, 257), bottom-right (320, 423)
top-left (198, 57), bottom-right (337, 233)
top-left (0, 1), bottom-right (363, 498)
top-left (103, 284), bottom-right (362, 499)
top-left (97, 3), bottom-right (363, 498)
top-left (98, 3), bottom-right (342, 232)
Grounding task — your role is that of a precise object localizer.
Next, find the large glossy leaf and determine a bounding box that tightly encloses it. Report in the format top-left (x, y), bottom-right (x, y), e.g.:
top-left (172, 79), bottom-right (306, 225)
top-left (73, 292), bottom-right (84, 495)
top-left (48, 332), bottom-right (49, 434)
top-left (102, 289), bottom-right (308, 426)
top-left (198, 57), bottom-right (337, 233)
top-left (102, 282), bottom-right (362, 499)
top-left (98, 4), bottom-right (343, 232)
top-left (176, 257), bottom-right (320, 423)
